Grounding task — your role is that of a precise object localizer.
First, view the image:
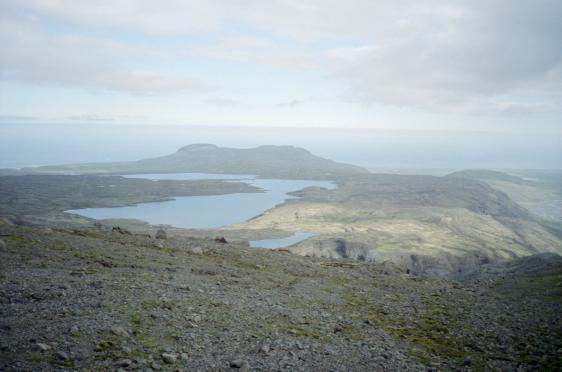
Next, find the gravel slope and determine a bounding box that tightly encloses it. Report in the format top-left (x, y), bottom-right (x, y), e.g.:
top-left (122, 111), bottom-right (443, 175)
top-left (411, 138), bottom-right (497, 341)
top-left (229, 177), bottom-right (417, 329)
top-left (1, 223), bottom-right (560, 371)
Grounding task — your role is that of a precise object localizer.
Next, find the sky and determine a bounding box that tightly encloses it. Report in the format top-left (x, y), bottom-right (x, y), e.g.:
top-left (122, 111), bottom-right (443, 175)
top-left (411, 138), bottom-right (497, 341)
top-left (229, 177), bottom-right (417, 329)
top-left (0, 0), bottom-right (562, 133)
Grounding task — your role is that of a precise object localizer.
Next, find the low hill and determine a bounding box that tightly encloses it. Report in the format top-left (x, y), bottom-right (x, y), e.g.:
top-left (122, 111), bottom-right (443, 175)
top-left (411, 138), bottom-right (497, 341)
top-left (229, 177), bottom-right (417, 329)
top-left (446, 169), bottom-right (530, 184)
top-left (447, 169), bottom-right (562, 224)
top-left (26, 144), bottom-right (369, 179)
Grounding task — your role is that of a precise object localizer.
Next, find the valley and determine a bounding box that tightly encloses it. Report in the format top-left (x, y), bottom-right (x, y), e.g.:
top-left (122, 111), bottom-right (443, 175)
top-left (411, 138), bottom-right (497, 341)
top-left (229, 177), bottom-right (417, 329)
top-left (1, 144), bottom-right (561, 371)
top-left (2, 145), bottom-right (562, 279)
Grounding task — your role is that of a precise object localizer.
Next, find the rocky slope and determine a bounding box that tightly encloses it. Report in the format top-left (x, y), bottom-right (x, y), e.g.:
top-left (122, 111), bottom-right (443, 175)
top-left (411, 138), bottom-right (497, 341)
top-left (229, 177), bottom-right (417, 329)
top-left (1, 222), bottom-right (561, 371)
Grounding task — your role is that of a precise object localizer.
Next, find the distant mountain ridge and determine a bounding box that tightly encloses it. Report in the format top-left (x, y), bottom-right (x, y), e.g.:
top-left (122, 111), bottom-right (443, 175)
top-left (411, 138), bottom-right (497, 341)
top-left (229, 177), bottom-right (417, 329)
top-left (446, 169), bottom-right (530, 184)
top-left (27, 144), bottom-right (369, 179)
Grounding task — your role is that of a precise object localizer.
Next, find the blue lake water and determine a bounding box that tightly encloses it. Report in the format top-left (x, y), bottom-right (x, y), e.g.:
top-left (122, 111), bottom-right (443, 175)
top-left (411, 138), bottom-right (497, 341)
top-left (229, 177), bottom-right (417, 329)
top-left (250, 231), bottom-right (315, 249)
top-left (66, 173), bottom-right (334, 229)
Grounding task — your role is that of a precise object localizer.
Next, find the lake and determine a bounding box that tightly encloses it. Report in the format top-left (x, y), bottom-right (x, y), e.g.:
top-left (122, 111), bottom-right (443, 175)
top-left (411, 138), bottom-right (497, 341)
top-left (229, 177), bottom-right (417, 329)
top-left (66, 173), bottom-right (334, 229)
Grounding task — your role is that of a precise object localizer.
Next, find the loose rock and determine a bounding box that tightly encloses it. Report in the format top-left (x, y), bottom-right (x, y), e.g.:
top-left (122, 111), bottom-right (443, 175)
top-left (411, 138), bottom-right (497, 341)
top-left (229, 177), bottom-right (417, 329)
top-left (260, 345), bottom-right (270, 353)
top-left (156, 229), bottom-right (167, 240)
top-left (36, 343), bottom-right (51, 352)
top-left (56, 351), bottom-right (69, 360)
top-left (70, 325), bottom-right (79, 336)
top-left (230, 359), bottom-right (249, 371)
top-left (111, 326), bottom-right (129, 337)
top-left (161, 353), bottom-right (178, 364)
top-left (117, 359), bottom-right (132, 367)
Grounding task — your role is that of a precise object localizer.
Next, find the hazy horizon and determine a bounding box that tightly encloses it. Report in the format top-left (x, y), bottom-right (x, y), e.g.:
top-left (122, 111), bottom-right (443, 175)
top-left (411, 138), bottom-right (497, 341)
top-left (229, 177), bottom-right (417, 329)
top-left (1, 122), bottom-right (560, 171)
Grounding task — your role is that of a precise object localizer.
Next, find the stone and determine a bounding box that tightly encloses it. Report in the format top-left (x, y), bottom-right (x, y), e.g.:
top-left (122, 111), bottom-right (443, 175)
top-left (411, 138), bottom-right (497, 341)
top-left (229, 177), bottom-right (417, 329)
top-left (190, 246), bottom-right (203, 254)
top-left (70, 325), bottom-right (80, 336)
top-left (230, 359), bottom-right (249, 371)
top-left (56, 351), bottom-right (69, 360)
top-left (112, 226), bottom-right (131, 235)
top-left (117, 359), bottom-right (132, 367)
top-left (260, 344), bottom-right (270, 353)
top-left (36, 343), bottom-right (51, 351)
top-left (111, 326), bottom-right (130, 337)
top-left (215, 237), bottom-right (228, 244)
top-left (0, 239), bottom-right (6, 249)
top-left (94, 341), bottom-right (113, 352)
top-left (161, 353), bottom-right (178, 364)
top-left (155, 229), bottom-right (167, 240)
top-left (180, 352), bottom-right (188, 360)
top-left (0, 217), bottom-right (14, 226)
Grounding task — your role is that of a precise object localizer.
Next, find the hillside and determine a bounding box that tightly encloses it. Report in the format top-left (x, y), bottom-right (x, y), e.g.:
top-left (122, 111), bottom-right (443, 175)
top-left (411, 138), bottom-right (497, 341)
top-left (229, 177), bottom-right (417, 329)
top-left (27, 144), bottom-right (369, 180)
top-left (1, 223), bottom-right (560, 371)
top-left (225, 173), bottom-right (562, 277)
top-left (447, 169), bottom-right (562, 224)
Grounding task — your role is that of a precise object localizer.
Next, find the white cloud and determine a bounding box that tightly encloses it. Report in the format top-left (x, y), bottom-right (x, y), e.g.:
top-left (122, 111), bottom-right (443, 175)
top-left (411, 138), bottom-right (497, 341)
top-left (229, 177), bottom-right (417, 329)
top-left (277, 99), bottom-right (305, 108)
top-left (12, 0), bottom-right (226, 35)
top-left (9, 0), bottom-right (398, 37)
top-left (1, 0), bottom-right (561, 114)
top-left (324, 1), bottom-right (562, 113)
top-left (205, 98), bottom-right (241, 107)
top-left (0, 18), bottom-right (214, 94)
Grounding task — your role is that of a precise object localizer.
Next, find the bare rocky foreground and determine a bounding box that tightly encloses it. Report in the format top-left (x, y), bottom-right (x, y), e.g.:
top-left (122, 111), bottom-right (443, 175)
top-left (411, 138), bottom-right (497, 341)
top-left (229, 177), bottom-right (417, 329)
top-left (1, 223), bottom-right (561, 371)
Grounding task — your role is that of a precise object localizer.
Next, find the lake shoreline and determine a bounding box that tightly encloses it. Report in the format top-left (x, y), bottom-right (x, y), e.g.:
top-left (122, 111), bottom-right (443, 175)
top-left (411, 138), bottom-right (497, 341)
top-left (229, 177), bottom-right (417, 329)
top-left (66, 173), bottom-right (335, 230)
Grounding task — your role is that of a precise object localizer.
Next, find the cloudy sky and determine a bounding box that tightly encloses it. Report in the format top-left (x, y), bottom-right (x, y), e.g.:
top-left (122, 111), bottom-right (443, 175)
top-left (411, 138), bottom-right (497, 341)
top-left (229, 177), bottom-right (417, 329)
top-left (1, 0), bottom-right (561, 132)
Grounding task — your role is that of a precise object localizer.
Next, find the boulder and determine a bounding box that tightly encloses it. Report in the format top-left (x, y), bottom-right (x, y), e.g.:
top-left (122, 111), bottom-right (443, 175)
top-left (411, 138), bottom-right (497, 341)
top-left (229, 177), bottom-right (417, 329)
top-left (156, 229), bottom-right (167, 240)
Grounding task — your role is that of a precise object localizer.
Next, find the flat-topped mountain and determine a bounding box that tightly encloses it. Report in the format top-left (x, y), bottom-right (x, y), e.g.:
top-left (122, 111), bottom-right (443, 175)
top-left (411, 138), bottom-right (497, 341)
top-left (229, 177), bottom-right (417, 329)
top-left (27, 144), bottom-right (369, 179)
